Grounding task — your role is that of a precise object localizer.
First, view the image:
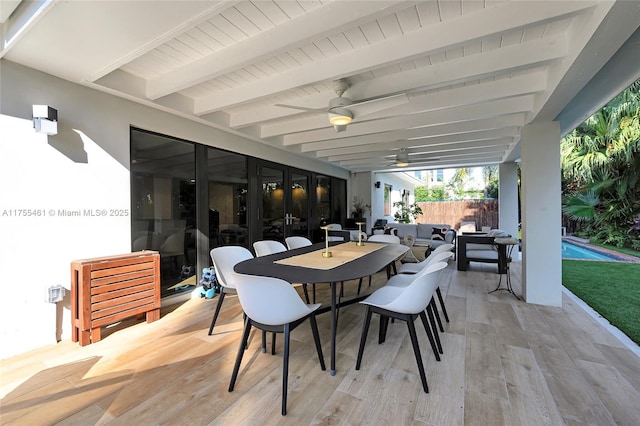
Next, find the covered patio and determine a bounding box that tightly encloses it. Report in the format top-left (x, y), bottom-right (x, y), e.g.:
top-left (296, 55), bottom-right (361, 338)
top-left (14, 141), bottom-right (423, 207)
top-left (2, 262), bottom-right (638, 425)
top-left (2, 0), bottom-right (640, 359)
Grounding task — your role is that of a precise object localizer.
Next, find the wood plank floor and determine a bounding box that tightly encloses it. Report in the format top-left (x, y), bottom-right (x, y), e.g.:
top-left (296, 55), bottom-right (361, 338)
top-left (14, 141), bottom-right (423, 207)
top-left (2, 260), bottom-right (639, 425)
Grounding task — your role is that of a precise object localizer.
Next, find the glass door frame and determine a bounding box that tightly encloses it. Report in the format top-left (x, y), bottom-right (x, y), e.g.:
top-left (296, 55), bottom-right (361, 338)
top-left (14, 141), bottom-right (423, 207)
top-left (249, 159), bottom-right (312, 244)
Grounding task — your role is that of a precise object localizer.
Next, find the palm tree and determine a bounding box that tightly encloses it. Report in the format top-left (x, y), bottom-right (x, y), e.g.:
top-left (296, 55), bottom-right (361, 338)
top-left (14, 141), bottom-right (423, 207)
top-left (561, 79), bottom-right (640, 248)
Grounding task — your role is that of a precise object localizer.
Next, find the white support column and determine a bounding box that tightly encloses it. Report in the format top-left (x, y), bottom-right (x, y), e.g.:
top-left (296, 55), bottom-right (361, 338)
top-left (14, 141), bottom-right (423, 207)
top-left (498, 162), bottom-right (519, 239)
top-left (350, 172), bottom-right (374, 233)
top-left (521, 122), bottom-right (562, 306)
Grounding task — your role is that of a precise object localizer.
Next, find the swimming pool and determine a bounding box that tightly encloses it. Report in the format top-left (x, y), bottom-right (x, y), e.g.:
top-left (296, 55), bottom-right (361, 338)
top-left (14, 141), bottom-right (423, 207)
top-left (562, 241), bottom-right (621, 261)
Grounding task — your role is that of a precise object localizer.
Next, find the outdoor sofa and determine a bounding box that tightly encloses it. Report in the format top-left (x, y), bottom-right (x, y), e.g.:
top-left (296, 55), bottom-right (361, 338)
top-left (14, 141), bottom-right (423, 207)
top-left (382, 222), bottom-right (457, 252)
top-left (456, 229), bottom-right (512, 273)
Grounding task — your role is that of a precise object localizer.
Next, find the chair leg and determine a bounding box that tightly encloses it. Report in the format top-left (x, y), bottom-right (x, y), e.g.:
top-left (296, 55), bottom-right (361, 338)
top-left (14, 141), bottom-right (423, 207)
top-left (378, 315), bottom-right (390, 344)
top-left (208, 291), bottom-right (226, 335)
top-left (309, 314), bottom-right (326, 370)
top-left (357, 277), bottom-right (363, 295)
top-left (431, 298), bottom-right (444, 332)
top-left (282, 323), bottom-right (290, 416)
top-left (407, 318), bottom-right (429, 393)
top-left (261, 330), bottom-right (277, 355)
top-left (272, 331), bottom-right (277, 355)
top-left (312, 283), bottom-right (316, 304)
top-left (229, 318), bottom-right (252, 392)
top-left (355, 307), bottom-right (373, 370)
top-left (426, 302), bottom-right (443, 355)
top-left (302, 283), bottom-right (310, 304)
top-left (436, 286), bottom-right (449, 322)
top-left (419, 311), bottom-right (440, 361)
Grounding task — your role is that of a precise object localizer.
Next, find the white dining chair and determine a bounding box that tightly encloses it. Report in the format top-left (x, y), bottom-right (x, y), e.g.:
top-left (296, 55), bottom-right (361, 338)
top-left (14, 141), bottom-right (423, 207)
top-left (365, 233), bottom-right (401, 281)
top-left (253, 240), bottom-right (287, 257)
top-left (398, 243), bottom-right (455, 274)
top-left (284, 236), bottom-right (315, 303)
top-left (208, 246), bottom-right (253, 336)
top-left (284, 236), bottom-right (313, 250)
top-left (393, 249), bottom-right (454, 329)
top-left (228, 272), bottom-right (325, 416)
top-left (355, 261), bottom-right (448, 393)
top-left (367, 234), bottom-right (401, 244)
top-left (325, 223), bottom-right (346, 242)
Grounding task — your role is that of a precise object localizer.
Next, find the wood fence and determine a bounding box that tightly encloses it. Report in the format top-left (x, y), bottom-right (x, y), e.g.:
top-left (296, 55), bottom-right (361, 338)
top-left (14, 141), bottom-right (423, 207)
top-left (415, 200), bottom-right (499, 230)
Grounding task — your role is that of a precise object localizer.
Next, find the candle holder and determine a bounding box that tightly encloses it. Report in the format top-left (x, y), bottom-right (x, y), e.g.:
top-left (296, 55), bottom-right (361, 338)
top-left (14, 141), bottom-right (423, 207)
top-left (356, 222), bottom-right (365, 246)
top-left (320, 226), bottom-right (332, 257)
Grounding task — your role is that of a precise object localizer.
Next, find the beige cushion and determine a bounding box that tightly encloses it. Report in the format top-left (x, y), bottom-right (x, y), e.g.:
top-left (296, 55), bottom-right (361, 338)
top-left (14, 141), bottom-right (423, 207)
top-left (467, 250), bottom-right (498, 260)
top-left (486, 229), bottom-right (509, 237)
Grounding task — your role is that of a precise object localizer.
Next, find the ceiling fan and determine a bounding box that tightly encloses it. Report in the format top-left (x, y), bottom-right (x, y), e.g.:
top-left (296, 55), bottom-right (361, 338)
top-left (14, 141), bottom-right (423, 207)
top-left (275, 79), bottom-right (408, 132)
top-left (395, 148), bottom-right (410, 167)
top-left (386, 148), bottom-right (440, 168)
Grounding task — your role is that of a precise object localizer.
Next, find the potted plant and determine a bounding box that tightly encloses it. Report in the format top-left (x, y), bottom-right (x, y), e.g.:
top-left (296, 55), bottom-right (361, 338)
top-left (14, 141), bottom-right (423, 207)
top-left (351, 196), bottom-right (371, 219)
top-left (393, 201), bottom-right (423, 223)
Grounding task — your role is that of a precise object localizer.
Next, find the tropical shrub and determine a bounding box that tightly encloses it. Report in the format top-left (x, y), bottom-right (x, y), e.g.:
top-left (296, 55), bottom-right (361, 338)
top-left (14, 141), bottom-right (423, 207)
top-left (561, 79), bottom-right (640, 250)
top-left (393, 201), bottom-right (423, 223)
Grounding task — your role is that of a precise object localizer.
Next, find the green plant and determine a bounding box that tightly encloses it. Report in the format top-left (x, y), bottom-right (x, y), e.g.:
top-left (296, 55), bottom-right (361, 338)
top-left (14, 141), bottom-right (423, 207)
top-left (351, 196), bottom-right (371, 218)
top-left (561, 79), bottom-right (640, 250)
top-left (393, 201), bottom-right (423, 223)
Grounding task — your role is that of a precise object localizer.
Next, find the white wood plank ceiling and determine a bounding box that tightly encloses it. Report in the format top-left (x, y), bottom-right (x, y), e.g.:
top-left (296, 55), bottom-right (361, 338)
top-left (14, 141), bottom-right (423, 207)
top-left (2, 0), bottom-right (639, 172)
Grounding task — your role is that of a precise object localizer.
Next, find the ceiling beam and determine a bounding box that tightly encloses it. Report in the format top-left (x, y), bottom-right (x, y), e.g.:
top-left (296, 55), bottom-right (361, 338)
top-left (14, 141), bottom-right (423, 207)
top-left (193, 0), bottom-right (594, 114)
top-left (297, 96), bottom-right (532, 150)
top-left (350, 155), bottom-right (504, 172)
top-left (256, 71), bottom-right (545, 135)
top-left (341, 33), bottom-right (566, 102)
top-left (315, 134), bottom-right (516, 158)
top-left (328, 142), bottom-right (512, 162)
top-left (296, 113), bottom-right (524, 154)
top-left (147, 1), bottom-right (410, 99)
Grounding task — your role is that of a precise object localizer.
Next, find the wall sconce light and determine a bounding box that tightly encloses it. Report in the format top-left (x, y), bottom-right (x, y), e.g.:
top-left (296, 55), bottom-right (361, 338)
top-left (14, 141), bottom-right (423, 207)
top-left (375, 181), bottom-right (381, 188)
top-left (33, 105), bottom-right (57, 135)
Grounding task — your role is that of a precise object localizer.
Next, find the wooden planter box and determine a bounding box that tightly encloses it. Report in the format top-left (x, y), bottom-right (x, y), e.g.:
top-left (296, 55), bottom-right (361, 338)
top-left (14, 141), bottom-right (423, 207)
top-left (71, 251), bottom-right (160, 346)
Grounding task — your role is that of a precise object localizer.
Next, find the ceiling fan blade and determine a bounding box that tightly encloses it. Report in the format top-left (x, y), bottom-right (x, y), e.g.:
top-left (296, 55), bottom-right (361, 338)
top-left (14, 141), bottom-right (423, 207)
top-left (274, 103), bottom-right (328, 114)
top-left (349, 93), bottom-right (409, 118)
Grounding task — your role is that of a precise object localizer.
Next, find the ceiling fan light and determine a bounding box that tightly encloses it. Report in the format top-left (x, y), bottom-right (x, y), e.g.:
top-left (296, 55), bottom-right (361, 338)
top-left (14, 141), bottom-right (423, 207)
top-left (333, 124), bottom-right (347, 132)
top-left (328, 114), bottom-right (352, 126)
top-left (328, 108), bottom-right (352, 126)
top-left (395, 151), bottom-right (409, 167)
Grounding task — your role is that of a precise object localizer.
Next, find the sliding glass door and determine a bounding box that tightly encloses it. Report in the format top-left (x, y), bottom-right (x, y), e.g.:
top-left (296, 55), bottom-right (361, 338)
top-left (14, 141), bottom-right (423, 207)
top-left (257, 161), bottom-right (311, 242)
top-left (132, 129), bottom-right (345, 299)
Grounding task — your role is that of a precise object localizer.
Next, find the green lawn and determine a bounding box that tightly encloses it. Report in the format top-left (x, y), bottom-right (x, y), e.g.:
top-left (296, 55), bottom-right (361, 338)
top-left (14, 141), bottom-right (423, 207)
top-left (562, 260), bottom-right (640, 345)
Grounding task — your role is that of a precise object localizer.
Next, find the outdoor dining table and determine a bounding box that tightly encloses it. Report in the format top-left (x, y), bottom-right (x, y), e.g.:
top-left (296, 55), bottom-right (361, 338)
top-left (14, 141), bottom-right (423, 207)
top-left (234, 241), bottom-right (409, 375)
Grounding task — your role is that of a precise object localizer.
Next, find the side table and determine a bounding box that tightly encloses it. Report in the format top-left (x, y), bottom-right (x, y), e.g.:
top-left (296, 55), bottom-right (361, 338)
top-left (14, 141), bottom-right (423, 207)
top-left (490, 237), bottom-right (520, 299)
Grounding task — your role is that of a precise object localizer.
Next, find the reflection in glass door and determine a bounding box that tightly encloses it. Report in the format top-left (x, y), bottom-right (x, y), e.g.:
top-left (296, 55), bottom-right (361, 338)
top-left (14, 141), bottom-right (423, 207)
top-left (290, 172), bottom-right (309, 237)
top-left (261, 166), bottom-right (285, 240)
top-left (130, 129), bottom-right (195, 297)
top-left (259, 164), bottom-right (310, 241)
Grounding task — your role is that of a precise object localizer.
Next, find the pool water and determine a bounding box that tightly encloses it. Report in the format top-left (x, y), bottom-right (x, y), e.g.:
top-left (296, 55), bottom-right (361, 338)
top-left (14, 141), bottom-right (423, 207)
top-left (562, 241), bottom-right (620, 261)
